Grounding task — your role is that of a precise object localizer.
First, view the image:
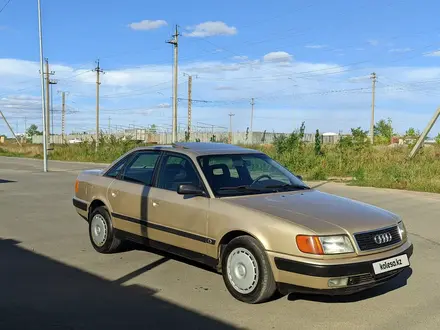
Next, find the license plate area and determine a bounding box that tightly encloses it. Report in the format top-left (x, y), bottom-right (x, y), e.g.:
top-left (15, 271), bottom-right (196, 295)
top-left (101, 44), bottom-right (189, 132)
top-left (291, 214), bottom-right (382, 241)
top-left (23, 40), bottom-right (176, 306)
top-left (372, 254), bottom-right (409, 275)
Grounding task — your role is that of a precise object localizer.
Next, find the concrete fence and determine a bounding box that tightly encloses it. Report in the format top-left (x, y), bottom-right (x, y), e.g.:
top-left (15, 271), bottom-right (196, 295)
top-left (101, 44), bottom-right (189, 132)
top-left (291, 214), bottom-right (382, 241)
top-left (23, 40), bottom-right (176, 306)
top-left (32, 130), bottom-right (340, 145)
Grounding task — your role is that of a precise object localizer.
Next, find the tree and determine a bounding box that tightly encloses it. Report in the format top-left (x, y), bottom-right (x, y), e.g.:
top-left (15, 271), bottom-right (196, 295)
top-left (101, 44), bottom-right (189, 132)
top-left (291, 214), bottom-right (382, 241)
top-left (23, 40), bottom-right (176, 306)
top-left (299, 121), bottom-right (305, 139)
top-left (435, 133), bottom-right (440, 145)
top-left (149, 124), bottom-right (157, 134)
top-left (314, 129), bottom-right (322, 155)
top-left (374, 118), bottom-right (393, 144)
top-left (337, 127), bottom-right (369, 151)
top-left (273, 122), bottom-right (306, 154)
top-left (405, 127), bottom-right (420, 137)
top-left (245, 127), bottom-right (249, 141)
top-left (26, 124), bottom-right (42, 137)
top-left (352, 127), bottom-right (369, 144)
top-left (261, 130), bottom-right (267, 143)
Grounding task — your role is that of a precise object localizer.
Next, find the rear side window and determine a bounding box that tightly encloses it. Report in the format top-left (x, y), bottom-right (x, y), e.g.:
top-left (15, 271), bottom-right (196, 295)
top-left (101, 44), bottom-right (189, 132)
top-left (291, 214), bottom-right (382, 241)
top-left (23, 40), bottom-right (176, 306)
top-left (122, 152), bottom-right (161, 186)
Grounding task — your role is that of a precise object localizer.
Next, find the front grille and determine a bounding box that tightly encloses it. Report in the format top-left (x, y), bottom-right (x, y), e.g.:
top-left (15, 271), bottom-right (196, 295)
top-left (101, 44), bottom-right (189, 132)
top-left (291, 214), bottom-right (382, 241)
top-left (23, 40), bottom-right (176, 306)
top-left (354, 225), bottom-right (401, 251)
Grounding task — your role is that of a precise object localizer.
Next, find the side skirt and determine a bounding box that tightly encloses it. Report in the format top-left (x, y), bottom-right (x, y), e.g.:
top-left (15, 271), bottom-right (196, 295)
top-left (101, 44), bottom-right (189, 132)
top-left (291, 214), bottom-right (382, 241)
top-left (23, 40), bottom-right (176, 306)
top-left (114, 228), bottom-right (219, 270)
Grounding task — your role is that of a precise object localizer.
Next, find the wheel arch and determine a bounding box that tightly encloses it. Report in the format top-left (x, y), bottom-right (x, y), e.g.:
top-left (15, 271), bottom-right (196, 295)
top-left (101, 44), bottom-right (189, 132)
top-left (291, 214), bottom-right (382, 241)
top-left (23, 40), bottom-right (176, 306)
top-left (217, 230), bottom-right (268, 262)
top-left (88, 199), bottom-right (110, 221)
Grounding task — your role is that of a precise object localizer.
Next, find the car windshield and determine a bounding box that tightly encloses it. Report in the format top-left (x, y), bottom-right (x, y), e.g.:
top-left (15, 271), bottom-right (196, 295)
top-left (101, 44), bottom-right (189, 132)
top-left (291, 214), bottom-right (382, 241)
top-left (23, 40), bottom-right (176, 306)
top-left (197, 153), bottom-right (309, 197)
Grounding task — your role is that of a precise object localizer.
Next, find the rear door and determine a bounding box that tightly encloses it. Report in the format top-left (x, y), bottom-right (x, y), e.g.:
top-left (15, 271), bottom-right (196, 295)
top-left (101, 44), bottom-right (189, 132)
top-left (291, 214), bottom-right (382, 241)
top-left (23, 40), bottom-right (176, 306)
top-left (107, 150), bottom-right (162, 238)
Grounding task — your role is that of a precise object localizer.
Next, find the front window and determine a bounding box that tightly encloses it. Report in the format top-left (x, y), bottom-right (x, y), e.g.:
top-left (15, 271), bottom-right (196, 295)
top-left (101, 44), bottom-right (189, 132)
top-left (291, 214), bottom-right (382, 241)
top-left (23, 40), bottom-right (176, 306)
top-left (157, 154), bottom-right (203, 192)
top-left (197, 153), bottom-right (308, 197)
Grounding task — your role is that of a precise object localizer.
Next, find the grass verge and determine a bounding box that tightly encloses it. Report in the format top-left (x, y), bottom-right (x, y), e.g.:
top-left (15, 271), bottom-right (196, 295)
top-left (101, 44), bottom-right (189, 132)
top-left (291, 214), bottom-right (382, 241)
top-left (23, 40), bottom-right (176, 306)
top-left (2, 136), bottom-right (440, 194)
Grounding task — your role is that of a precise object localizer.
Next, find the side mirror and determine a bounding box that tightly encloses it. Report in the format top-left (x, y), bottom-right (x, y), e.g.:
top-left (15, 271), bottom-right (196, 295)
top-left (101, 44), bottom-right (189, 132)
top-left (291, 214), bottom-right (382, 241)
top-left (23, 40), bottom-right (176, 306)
top-left (296, 175), bottom-right (303, 181)
top-left (177, 184), bottom-right (206, 196)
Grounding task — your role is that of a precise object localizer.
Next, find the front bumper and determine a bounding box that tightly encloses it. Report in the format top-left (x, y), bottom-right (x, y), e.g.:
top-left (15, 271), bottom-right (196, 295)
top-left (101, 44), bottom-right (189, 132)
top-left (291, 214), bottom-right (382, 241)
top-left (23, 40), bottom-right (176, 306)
top-left (73, 197), bottom-right (89, 221)
top-left (269, 241), bottom-right (413, 295)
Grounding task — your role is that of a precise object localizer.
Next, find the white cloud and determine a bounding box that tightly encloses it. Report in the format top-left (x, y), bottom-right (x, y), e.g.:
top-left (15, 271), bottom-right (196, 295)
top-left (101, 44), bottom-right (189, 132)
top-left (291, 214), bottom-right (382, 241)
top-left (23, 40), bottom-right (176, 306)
top-left (0, 95), bottom-right (41, 110)
top-left (3, 57), bottom-right (440, 136)
top-left (348, 75), bottom-right (371, 82)
top-left (232, 55), bottom-right (248, 61)
top-left (128, 20), bottom-right (167, 31)
top-left (215, 85), bottom-right (237, 91)
top-left (389, 48), bottom-right (412, 53)
top-left (183, 21), bottom-right (237, 37)
top-left (263, 51), bottom-right (293, 63)
top-left (424, 50), bottom-right (440, 57)
top-left (367, 39), bottom-right (379, 46)
top-left (155, 103), bottom-right (171, 108)
top-left (305, 44), bottom-right (326, 49)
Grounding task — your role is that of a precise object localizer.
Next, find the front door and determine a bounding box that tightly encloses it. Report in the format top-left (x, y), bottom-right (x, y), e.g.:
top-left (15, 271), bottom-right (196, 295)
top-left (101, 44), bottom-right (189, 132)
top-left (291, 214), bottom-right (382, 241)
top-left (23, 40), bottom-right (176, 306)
top-left (147, 152), bottom-right (211, 256)
top-left (108, 150), bottom-right (161, 239)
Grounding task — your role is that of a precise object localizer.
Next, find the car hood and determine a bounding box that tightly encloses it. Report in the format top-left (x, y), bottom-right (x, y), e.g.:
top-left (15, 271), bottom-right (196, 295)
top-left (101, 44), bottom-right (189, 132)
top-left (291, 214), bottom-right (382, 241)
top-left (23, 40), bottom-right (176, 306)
top-left (222, 189), bottom-right (399, 235)
top-left (82, 168), bottom-right (105, 176)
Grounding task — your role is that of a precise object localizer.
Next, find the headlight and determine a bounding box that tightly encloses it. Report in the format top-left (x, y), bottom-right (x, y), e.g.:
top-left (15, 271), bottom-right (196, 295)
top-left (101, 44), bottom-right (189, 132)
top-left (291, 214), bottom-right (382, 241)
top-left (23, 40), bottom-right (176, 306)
top-left (397, 221), bottom-right (407, 240)
top-left (319, 236), bottom-right (355, 254)
top-left (296, 235), bottom-right (354, 255)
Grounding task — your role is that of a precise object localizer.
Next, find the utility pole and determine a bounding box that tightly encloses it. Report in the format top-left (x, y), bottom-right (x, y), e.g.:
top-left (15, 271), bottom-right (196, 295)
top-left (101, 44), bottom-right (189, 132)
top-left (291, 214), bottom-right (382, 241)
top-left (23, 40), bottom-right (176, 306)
top-left (370, 72), bottom-right (376, 144)
top-left (108, 116), bottom-right (111, 133)
top-left (24, 116), bottom-right (27, 134)
top-left (94, 59), bottom-right (104, 151)
top-left (38, 0), bottom-right (48, 172)
top-left (58, 90), bottom-right (68, 143)
top-left (0, 111), bottom-right (22, 146)
top-left (49, 80), bottom-right (57, 143)
top-left (44, 58), bottom-right (55, 147)
top-left (409, 107), bottom-right (440, 159)
top-left (167, 25), bottom-right (179, 143)
top-left (188, 75), bottom-right (192, 140)
top-left (228, 113), bottom-right (235, 144)
top-left (183, 73), bottom-right (198, 140)
top-left (250, 98), bottom-right (255, 144)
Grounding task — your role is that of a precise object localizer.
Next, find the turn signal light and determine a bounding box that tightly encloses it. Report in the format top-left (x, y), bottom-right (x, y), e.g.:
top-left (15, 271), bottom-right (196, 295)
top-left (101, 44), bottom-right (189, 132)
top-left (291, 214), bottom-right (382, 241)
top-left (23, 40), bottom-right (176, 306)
top-left (296, 235), bottom-right (324, 255)
top-left (75, 180), bottom-right (79, 193)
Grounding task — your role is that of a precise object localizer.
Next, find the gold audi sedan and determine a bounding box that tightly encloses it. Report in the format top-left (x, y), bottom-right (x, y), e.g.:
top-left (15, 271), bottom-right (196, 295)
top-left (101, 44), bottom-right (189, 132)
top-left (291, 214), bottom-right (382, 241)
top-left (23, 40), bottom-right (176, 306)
top-left (73, 142), bottom-right (413, 304)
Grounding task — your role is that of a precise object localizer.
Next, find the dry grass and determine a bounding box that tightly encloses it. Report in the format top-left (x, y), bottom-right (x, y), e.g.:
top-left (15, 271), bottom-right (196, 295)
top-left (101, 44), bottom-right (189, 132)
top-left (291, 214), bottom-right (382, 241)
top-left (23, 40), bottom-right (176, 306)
top-left (2, 138), bottom-right (440, 193)
top-left (0, 143), bottom-right (43, 158)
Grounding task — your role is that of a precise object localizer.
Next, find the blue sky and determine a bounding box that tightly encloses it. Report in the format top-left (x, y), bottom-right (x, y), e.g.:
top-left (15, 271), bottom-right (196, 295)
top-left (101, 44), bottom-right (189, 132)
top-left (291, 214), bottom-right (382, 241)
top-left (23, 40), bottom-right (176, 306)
top-left (1, 0), bottom-right (440, 136)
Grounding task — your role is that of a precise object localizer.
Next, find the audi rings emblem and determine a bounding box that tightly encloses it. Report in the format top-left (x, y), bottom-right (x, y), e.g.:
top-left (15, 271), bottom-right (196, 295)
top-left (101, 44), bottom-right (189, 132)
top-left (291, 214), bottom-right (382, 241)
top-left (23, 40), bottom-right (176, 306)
top-left (374, 232), bottom-right (392, 244)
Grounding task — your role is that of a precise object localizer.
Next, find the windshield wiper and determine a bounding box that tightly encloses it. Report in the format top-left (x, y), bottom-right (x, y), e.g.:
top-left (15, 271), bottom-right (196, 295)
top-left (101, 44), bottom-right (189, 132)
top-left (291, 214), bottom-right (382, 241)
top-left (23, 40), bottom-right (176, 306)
top-left (218, 185), bottom-right (266, 192)
top-left (264, 183), bottom-right (309, 190)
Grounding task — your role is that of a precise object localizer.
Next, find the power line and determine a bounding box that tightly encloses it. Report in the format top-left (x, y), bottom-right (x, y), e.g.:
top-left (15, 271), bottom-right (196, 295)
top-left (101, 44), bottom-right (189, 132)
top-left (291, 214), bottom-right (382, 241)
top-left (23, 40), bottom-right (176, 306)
top-left (0, 0), bottom-right (12, 14)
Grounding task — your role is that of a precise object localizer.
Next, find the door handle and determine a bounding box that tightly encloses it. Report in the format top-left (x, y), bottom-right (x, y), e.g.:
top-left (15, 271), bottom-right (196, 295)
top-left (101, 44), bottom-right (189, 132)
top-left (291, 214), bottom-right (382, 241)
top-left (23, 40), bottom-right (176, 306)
top-left (152, 201), bottom-right (159, 207)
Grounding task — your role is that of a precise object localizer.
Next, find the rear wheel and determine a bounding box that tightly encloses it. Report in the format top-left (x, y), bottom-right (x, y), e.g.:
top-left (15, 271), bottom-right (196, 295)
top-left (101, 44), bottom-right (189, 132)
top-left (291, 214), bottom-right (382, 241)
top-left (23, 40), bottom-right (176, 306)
top-left (89, 206), bottom-right (121, 253)
top-left (221, 236), bottom-right (276, 304)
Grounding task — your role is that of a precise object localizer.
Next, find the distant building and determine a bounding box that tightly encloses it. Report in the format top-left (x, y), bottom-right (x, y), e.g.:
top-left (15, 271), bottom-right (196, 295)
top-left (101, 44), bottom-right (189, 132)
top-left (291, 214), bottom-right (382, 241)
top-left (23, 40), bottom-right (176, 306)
top-left (322, 132), bottom-right (338, 136)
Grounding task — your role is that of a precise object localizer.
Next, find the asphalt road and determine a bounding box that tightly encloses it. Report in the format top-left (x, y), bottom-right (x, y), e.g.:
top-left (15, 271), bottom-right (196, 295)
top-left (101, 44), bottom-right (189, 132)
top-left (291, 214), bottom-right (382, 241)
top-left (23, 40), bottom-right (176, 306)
top-left (1, 156), bottom-right (440, 330)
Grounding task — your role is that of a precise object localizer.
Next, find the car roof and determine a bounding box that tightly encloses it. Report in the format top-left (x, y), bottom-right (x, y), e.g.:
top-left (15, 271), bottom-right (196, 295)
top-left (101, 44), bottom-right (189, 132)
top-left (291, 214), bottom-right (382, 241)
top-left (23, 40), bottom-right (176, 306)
top-left (131, 142), bottom-right (261, 156)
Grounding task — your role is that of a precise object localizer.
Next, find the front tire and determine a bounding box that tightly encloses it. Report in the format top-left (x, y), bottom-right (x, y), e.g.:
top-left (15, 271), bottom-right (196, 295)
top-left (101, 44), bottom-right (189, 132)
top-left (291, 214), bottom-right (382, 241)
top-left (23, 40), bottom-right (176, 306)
top-left (89, 206), bottom-right (121, 253)
top-left (221, 236), bottom-right (277, 304)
